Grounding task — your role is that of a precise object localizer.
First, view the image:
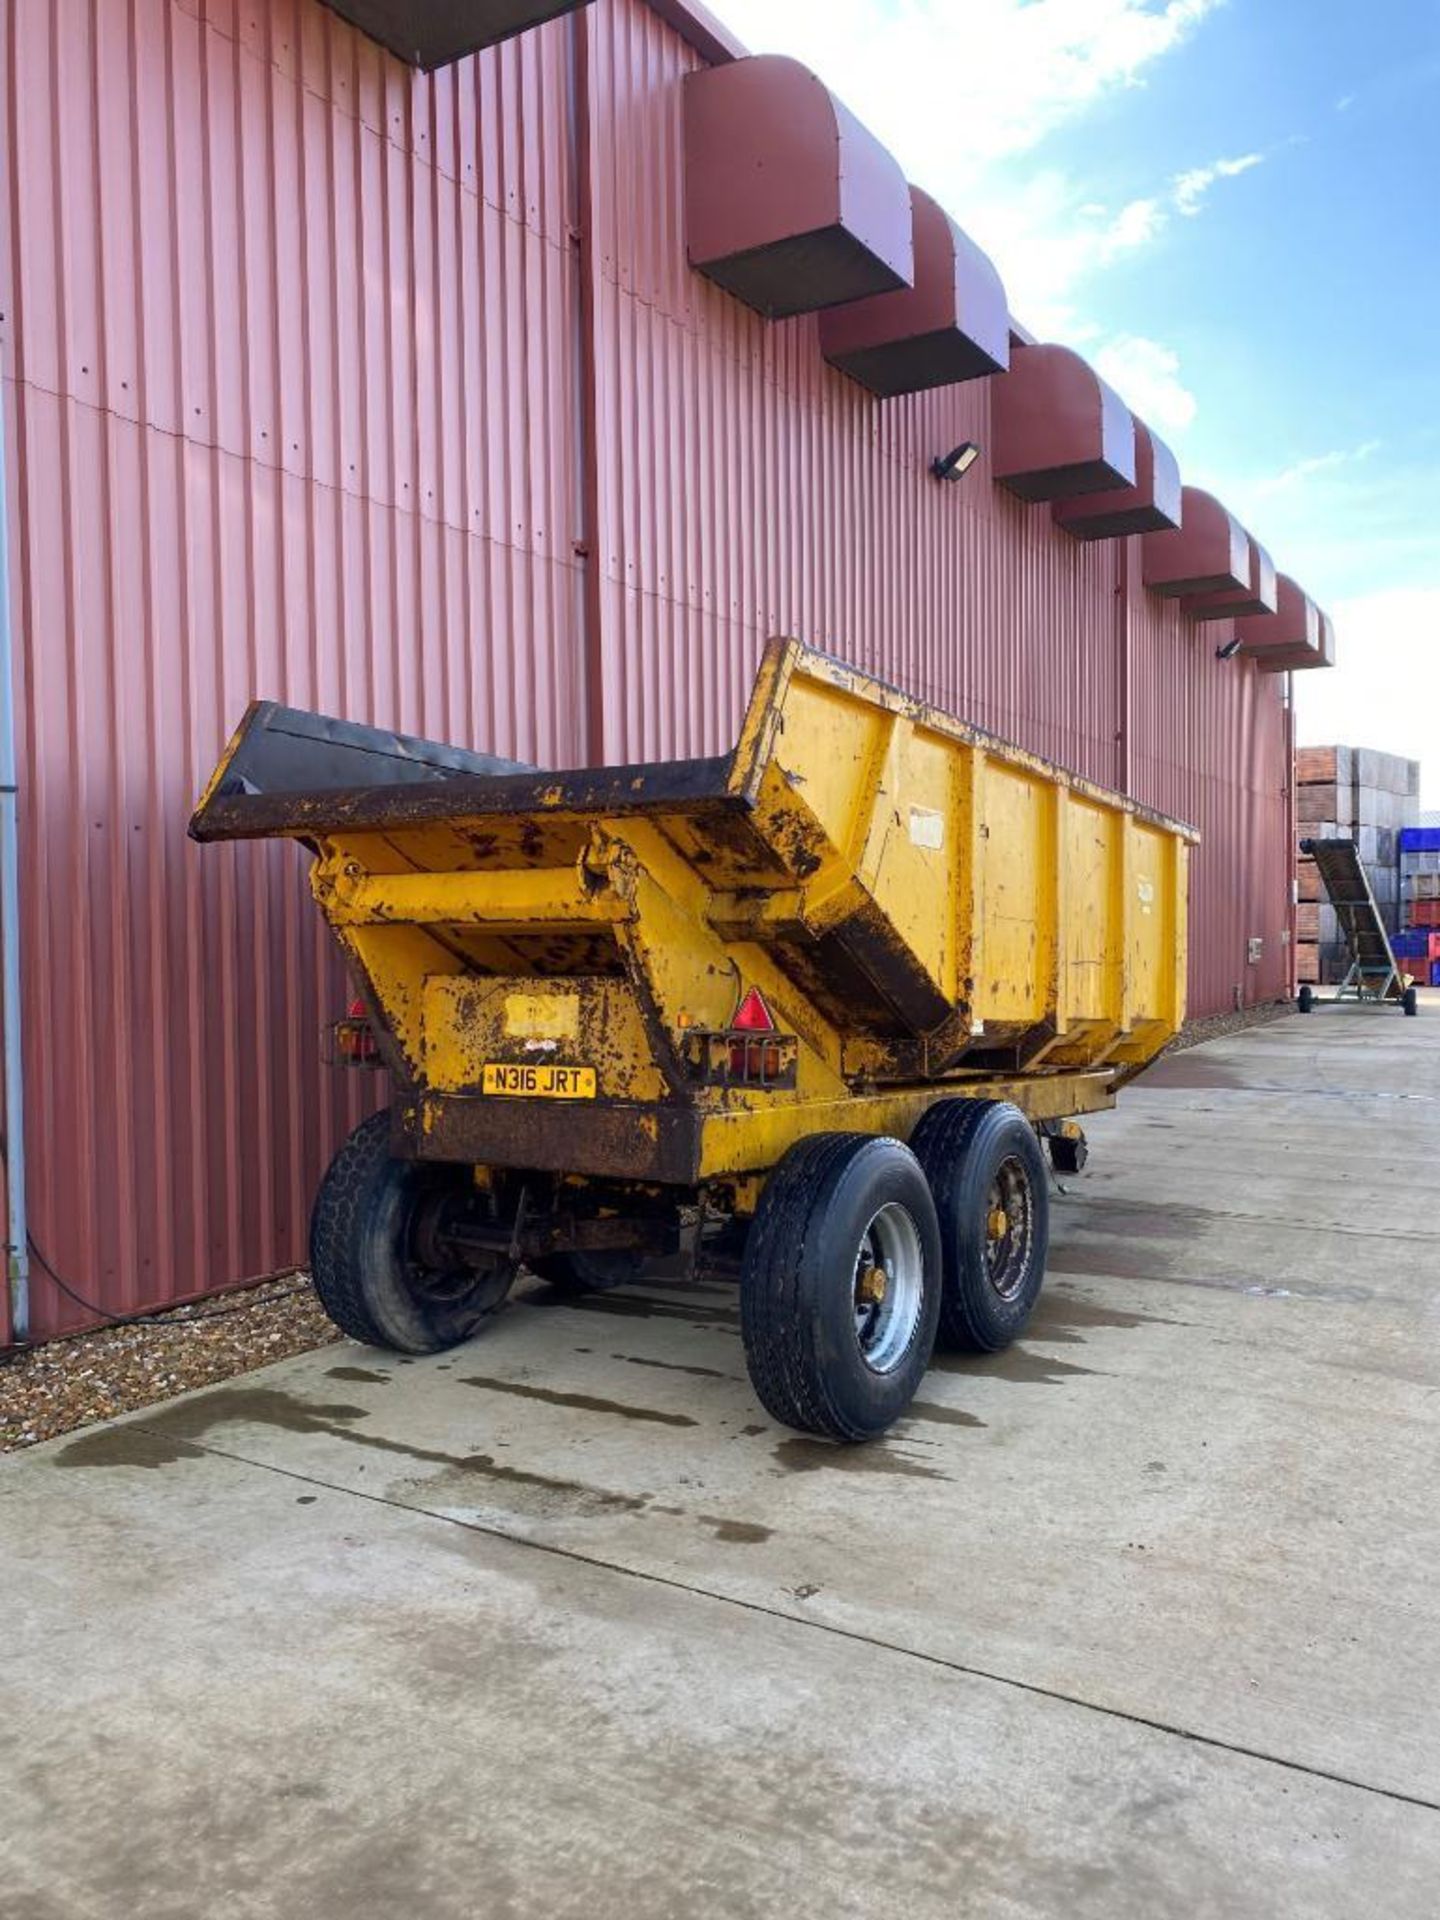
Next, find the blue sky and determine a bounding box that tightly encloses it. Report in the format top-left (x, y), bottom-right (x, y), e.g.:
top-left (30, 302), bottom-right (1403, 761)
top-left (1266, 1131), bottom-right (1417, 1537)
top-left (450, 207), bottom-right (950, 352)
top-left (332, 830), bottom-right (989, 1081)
top-left (715, 0), bottom-right (1440, 800)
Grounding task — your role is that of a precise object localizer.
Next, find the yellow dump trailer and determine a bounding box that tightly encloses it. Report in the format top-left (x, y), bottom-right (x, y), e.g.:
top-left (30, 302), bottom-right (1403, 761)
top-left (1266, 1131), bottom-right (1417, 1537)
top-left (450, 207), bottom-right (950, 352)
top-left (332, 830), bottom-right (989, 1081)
top-left (194, 640), bottom-right (1195, 1438)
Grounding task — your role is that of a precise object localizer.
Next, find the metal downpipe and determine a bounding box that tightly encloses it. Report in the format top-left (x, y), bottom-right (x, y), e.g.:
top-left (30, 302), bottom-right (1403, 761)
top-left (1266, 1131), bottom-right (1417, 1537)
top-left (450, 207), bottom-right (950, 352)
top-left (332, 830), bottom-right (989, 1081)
top-left (0, 384), bottom-right (28, 1345)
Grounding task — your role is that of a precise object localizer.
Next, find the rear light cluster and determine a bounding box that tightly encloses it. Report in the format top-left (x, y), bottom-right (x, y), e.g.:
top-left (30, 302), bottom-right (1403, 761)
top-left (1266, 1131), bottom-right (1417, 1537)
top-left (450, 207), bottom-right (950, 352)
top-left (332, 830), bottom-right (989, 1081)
top-left (682, 987), bottom-right (798, 1089)
top-left (324, 998), bottom-right (383, 1069)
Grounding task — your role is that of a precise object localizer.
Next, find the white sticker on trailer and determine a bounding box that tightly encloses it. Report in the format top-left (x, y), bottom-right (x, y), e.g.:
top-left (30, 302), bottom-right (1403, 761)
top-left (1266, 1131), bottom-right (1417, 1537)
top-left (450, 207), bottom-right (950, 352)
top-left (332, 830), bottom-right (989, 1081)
top-left (909, 807), bottom-right (945, 850)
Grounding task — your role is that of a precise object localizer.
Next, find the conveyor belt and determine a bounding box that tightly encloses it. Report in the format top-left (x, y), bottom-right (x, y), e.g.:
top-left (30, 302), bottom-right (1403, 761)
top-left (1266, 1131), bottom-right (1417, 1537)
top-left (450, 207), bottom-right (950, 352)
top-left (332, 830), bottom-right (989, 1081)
top-left (1301, 837), bottom-right (1404, 1002)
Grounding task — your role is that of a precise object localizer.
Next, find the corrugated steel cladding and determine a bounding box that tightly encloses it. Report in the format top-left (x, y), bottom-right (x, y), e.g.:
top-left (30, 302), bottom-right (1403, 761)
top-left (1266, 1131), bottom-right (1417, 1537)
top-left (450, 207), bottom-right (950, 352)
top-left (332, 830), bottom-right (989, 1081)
top-left (0, 0), bottom-right (1292, 1337)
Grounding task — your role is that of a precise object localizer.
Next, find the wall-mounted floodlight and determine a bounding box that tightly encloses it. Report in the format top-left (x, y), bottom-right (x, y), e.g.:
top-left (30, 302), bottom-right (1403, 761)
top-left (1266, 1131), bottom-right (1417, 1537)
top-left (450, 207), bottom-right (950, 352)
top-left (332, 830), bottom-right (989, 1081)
top-left (1215, 637), bottom-right (1243, 661)
top-left (932, 442), bottom-right (982, 483)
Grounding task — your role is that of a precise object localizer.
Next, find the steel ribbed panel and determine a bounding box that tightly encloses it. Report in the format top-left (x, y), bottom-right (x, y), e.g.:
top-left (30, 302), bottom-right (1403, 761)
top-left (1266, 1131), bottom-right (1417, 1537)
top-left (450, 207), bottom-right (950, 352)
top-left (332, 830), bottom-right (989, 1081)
top-left (1129, 587), bottom-right (1292, 1014)
top-left (1, 0), bottom-right (585, 1337)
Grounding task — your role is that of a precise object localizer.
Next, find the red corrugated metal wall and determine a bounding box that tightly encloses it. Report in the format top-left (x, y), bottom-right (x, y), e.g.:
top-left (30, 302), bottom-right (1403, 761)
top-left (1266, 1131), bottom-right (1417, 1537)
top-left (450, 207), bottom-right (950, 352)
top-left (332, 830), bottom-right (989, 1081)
top-left (0, 0), bottom-right (588, 1338)
top-left (0, 0), bottom-right (1293, 1339)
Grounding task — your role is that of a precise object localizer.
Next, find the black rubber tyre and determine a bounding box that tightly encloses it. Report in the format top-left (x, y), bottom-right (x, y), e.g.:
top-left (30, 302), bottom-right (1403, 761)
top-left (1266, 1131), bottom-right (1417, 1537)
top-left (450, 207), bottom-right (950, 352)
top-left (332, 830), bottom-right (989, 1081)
top-left (309, 1111), bottom-right (514, 1354)
top-left (910, 1100), bottom-right (1050, 1353)
top-left (740, 1134), bottom-right (942, 1441)
top-left (529, 1251), bottom-right (640, 1294)
top-left (1297, 985), bottom-right (1315, 1014)
top-left (1403, 985), bottom-right (1419, 1018)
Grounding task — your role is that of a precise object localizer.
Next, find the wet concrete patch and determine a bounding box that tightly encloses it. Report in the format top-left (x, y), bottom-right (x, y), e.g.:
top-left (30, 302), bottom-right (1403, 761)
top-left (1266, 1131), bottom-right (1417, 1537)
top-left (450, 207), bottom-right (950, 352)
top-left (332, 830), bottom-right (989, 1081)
top-left (697, 1516), bottom-right (773, 1545)
top-left (56, 1388), bottom-right (372, 1465)
top-left (459, 1375), bottom-right (698, 1427)
top-left (613, 1353), bottom-right (737, 1382)
top-left (1047, 1246), bottom-right (1175, 1283)
top-left (904, 1400), bottom-right (986, 1430)
top-left (772, 1438), bottom-right (951, 1482)
top-left (1027, 1291), bottom-right (1181, 1341)
top-left (325, 1366), bottom-right (391, 1385)
top-left (515, 1289), bottom-right (741, 1334)
top-left (1147, 1055), bottom-right (1254, 1091)
top-left (54, 1427), bottom-right (207, 1471)
top-left (932, 1348), bottom-right (1099, 1388)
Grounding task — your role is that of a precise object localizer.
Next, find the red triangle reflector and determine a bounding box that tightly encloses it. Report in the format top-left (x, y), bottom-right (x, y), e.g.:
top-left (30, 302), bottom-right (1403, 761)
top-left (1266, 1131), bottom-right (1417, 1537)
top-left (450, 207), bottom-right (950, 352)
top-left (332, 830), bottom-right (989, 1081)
top-left (732, 987), bottom-right (776, 1033)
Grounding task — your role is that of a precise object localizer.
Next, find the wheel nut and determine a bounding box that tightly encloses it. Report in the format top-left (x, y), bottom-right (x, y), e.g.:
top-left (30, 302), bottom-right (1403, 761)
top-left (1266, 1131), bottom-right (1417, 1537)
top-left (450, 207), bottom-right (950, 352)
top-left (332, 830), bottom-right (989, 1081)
top-left (856, 1263), bottom-right (887, 1305)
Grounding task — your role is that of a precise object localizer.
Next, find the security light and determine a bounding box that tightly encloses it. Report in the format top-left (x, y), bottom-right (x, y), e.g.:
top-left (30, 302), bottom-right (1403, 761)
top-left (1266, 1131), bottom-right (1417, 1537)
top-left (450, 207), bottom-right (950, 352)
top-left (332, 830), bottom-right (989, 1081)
top-left (932, 442), bottom-right (982, 484)
top-left (1215, 637), bottom-right (1243, 661)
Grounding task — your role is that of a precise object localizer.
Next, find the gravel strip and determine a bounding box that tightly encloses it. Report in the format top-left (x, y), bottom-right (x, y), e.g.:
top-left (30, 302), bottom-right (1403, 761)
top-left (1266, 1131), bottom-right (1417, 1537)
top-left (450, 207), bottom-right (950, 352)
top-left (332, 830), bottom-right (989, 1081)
top-left (1166, 998), bottom-right (1293, 1053)
top-left (0, 1274), bottom-right (338, 1454)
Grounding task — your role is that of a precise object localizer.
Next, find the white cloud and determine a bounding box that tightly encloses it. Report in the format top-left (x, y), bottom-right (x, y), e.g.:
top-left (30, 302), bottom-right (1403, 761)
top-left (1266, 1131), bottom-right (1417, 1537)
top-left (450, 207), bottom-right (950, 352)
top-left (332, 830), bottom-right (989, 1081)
top-left (1248, 440), bottom-right (1383, 498)
top-left (1093, 335), bottom-right (1198, 435)
top-left (1295, 588), bottom-right (1440, 805)
top-left (713, 0), bottom-right (1226, 192)
top-left (1172, 151), bottom-right (1266, 216)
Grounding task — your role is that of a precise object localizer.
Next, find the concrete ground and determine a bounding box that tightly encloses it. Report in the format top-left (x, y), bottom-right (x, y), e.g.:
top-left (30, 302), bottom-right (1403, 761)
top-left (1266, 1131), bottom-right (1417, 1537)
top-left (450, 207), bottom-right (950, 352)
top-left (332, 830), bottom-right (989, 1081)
top-left (4, 996), bottom-right (1440, 1919)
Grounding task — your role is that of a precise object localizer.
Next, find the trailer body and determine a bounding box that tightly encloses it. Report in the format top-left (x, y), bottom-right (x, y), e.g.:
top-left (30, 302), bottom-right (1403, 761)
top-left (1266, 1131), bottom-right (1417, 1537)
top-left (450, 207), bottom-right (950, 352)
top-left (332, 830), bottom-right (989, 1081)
top-left (194, 641), bottom-right (1196, 1438)
top-left (195, 641), bottom-right (1193, 1180)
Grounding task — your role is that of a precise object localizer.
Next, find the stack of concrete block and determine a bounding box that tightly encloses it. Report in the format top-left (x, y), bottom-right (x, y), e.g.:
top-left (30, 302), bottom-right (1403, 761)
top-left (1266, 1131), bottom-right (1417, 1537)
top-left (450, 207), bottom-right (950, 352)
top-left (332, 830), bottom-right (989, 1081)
top-left (1296, 745), bottom-right (1420, 984)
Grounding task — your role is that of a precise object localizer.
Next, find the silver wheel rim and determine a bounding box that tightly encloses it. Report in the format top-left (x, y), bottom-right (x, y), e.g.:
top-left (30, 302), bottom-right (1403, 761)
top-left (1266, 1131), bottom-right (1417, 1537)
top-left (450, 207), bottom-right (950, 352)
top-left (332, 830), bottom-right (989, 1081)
top-left (852, 1201), bottom-right (925, 1375)
top-left (984, 1155), bottom-right (1035, 1301)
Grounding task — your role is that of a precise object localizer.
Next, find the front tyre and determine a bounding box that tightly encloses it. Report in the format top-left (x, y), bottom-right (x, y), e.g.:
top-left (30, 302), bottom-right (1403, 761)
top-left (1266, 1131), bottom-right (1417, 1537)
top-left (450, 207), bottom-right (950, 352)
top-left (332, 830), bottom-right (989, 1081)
top-left (1403, 985), bottom-right (1419, 1017)
top-left (910, 1100), bottom-right (1050, 1353)
top-left (740, 1134), bottom-right (941, 1441)
top-left (1297, 984), bottom-right (1315, 1014)
top-left (309, 1111), bottom-right (515, 1354)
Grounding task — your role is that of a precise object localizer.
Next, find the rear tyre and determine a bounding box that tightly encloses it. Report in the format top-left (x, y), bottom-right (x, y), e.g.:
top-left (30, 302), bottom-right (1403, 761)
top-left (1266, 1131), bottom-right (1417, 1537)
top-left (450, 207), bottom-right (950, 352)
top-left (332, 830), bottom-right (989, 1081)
top-left (309, 1111), bottom-right (515, 1354)
top-left (1297, 985), bottom-right (1315, 1014)
top-left (529, 1251), bottom-right (640, 1295)
top-left (740, 1134), bottom-right (941, 1441)
top-left (1403, 985), bottom-right (1419, 1018)
top-left (910, 1100), bottom-right (1050, 1353)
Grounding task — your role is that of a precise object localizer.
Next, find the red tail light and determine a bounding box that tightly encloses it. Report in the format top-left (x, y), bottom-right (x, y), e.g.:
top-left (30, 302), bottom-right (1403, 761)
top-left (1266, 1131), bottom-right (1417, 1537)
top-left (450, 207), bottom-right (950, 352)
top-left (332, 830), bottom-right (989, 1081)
top-left (327, 999), bottom-right (382, 1068)
top-left (731, 987), bottom-right (776, 1032)
top-left (680, 986), bottom-right (797, 1088)
top-left (729, 988), bottom-right (781, 1081)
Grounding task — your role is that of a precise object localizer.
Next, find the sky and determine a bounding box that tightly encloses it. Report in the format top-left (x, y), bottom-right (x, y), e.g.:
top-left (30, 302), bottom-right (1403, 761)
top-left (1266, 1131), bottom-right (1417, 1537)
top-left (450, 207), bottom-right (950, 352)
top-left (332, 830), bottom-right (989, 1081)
top-left (713, 0), bottom-right (1440, 804)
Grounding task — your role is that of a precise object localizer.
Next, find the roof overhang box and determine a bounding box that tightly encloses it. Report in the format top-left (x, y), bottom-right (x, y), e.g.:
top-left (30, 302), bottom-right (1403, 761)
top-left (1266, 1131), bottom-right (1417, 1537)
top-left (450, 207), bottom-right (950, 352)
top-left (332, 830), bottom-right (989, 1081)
top-left (684, 56), bottom-right (914, 318)
top-left (1142, 488), bottom-right (1249, 598)
top-left (992, 345), bottom-right (1136, 502)
top-left (1052, 419), bottom-right (1181, 541)
top-left (1182, 537), bottom-right (1278, 621)
top-left (818, 189), bottom-right (1010, 395)
top-left (319, 0), bottom-right (591, 69)
top-left (1253, 609), bottom-right (1336, 675)
top-left (1240, 579), bottom-right (1334, 672)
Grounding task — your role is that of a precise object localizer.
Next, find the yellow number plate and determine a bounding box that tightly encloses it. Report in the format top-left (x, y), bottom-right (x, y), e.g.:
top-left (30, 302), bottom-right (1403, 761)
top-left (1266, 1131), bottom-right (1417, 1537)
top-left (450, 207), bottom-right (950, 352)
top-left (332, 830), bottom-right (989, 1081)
top-left (482, 1062), bottom-right (598, 1100)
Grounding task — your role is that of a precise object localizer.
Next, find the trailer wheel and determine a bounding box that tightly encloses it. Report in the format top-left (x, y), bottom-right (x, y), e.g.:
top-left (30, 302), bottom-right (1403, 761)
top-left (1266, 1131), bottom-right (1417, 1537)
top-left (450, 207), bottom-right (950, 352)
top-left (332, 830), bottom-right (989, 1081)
top-left (529, 1252), bottom-right (638, 1295)
top-left (910, 1100), bottom-right (1049, 1353)
top-left (740, 1134), bottom-right (941, 1441)
top-left (310, 1111), bottom-right (515, 1354)
top-left (1403, 985), bottom-right (1419, 1017)
top-left (1297, 985), bottom-right (1315, 1013)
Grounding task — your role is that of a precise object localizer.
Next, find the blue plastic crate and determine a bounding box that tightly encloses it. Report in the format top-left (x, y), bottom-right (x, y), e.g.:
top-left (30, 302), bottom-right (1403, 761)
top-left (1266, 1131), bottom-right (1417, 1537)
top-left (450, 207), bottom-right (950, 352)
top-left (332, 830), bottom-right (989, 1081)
top-left (1394, 931), bottom-right (1432, 958)
top-left (1400, 827), bottom-right (1440, 855)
